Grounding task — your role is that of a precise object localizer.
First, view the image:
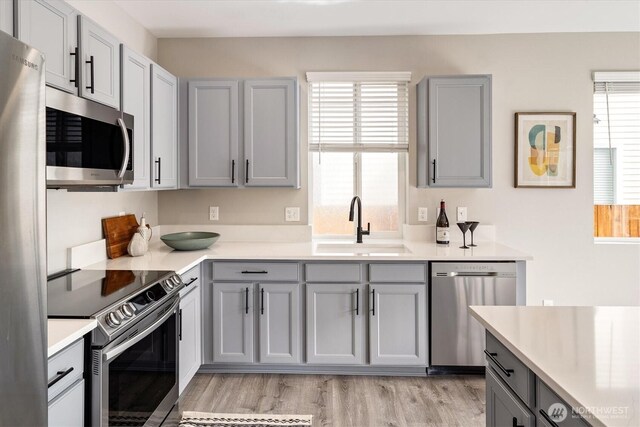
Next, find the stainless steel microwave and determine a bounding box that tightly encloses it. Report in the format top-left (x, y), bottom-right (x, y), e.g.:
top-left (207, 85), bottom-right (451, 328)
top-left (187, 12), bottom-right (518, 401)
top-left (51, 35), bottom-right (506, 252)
top-left (46, 87), bottom-right (133, 188)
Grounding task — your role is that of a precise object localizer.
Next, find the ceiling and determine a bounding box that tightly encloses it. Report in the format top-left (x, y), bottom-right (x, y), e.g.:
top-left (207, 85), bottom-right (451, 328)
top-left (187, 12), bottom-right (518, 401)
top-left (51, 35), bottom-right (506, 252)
top-left (113, 0), bottom-right (640, 39)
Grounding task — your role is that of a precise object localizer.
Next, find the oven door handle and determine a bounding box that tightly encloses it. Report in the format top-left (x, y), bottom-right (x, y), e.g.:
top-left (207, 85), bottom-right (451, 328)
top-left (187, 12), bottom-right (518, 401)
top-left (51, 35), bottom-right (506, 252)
top-left (103, 298), bottom-right (180, 363)
top-left (117, 117), bottom-right (131, 179)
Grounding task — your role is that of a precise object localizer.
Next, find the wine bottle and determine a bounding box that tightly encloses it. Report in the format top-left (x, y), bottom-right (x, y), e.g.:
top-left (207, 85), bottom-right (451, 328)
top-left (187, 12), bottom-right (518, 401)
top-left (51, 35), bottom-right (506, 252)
top-left (436, 199), bottom-right (450, 245)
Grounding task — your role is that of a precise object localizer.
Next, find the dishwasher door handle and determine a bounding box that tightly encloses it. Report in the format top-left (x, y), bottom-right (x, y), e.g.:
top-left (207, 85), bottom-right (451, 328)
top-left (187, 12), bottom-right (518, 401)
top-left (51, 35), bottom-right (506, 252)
top-left (436, 272), bottom-right (500, 277)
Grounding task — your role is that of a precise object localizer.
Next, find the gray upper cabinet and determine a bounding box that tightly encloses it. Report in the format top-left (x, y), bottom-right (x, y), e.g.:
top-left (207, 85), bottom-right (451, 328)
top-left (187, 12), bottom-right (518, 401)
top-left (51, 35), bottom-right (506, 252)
top-left (0, 0), bottom-right (14, 36)
top-left (188, 80), bottom-right (239, 187)
top-left (259, 283), bottom-right (301, 364)
top-left (369, 284), bottom-right (427, 366)
top-left (212, 283), bottom-right (254, 363)
top-left (121, 46), bottom-right (151, 190)
top-left (417, 75), bottom-right (492, 188)
top-left (16, 0), bottom-right (78, 93)
top-left (244, 79), bottom-right (299, 187)
top-left (306, 283), bottom-right (365, 365)
top-left (78, 16), bottom-right (120, 108)
top-left (151, 64), bottom-right (178, 189)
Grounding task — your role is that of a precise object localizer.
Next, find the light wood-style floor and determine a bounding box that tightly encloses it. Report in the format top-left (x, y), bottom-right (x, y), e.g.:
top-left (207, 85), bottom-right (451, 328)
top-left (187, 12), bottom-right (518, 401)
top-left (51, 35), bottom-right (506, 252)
top-left (178, 373), bottom-right (485, 427)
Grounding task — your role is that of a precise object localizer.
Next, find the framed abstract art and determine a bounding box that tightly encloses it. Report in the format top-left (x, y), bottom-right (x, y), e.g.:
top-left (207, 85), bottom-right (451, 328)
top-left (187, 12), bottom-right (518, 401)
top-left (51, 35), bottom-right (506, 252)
top-left (514, 112), bottom-right (576, 188)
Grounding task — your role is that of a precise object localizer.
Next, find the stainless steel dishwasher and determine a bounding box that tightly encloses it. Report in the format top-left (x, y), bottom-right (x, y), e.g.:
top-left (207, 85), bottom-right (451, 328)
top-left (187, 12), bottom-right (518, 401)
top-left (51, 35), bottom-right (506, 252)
top-left (430, 262), bottom-right (517, 373)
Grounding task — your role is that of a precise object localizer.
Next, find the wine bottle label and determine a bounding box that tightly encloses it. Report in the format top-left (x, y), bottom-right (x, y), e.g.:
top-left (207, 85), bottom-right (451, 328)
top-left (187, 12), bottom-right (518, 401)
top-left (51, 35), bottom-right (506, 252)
top-left (436, 228), bottom-right (450, 243)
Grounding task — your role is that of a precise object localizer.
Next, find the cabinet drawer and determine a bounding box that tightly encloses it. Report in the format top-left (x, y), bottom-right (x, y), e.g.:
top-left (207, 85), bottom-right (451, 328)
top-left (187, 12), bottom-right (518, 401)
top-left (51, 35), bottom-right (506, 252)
top-left (537, 379), bottom-right (589, 427)
top-left (213, 262), bottom-right (299, 282)
top-left (369, 264), bottom-right (426, 283)
top-left (180, 264), bottom-right (201, 295)
top-left (305, 263), bottom-right (362, 283)
top-left (47, 339), bottom-right (84, 402)
top-left (486, 333), bottom-right (533, 407)
top-left (48, 379), bottom-right (84, 427)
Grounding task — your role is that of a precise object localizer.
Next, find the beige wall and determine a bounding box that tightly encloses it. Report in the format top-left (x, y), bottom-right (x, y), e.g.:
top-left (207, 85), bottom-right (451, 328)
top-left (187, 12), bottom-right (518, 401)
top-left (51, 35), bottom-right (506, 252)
top-left (46, 1), bottom-right (158, 274)
top-left (157, 33), bottom-right (640, 306)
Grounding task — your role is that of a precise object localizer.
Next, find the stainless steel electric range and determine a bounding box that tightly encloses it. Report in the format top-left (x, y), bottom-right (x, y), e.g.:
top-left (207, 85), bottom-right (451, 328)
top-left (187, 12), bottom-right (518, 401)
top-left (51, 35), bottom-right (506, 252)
top-left (48, 269), bottom-right (185, 427)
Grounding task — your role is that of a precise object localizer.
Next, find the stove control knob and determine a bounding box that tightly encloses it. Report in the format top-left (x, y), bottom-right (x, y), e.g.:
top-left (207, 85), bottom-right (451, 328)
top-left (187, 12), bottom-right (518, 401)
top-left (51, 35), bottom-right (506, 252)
top-left (105, 312), bottom-right (121, 328)
top-left (120, 303), bottom-right (134, 319)
top-left (173, 275), bottom-right (183, 286)
top-left (145, 290), bottom-right (156, 302)
top-left (164, 279), bottom-right (174, 290)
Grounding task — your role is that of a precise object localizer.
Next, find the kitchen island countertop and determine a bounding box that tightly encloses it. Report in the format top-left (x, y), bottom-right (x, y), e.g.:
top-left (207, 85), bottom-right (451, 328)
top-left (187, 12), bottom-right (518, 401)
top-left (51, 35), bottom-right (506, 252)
top-left (469, 305), bottom-right (640, 427)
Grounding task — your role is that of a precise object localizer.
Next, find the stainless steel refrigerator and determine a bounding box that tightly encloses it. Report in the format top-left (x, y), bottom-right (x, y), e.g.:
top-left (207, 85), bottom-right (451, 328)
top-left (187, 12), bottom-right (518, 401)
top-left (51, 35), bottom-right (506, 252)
top-left (0, 31), bottom-right (48, 425)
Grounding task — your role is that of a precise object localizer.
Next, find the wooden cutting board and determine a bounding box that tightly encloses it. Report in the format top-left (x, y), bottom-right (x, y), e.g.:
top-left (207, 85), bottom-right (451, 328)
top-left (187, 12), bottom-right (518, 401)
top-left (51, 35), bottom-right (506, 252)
top-left (102, 214), bottom-right (142, 259)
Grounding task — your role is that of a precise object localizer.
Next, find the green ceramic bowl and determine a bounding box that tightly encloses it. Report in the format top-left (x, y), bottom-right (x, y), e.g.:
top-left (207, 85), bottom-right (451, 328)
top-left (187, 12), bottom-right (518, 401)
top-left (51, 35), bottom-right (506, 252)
top-left (160, 232), bottom-right (220, 251)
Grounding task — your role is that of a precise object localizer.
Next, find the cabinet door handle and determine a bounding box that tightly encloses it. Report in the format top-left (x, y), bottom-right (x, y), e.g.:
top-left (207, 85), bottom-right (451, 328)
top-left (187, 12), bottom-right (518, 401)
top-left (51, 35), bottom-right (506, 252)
top-left (539, 409), bottom-right (560, 427)
top-left (260, 288), bottom-right (264, 315)
top-left (371, 289), bottom-right (376, 316)
top-left (178, 308), bottom-right (183, 341)
top-left (484, 350), bottom-right (514, 377)
top-left (355, 288), bottom-right (359, 315)
top-left (231, 159), bottom-right (235, 184)
top-left (69, 47), bottom-right (79, 87)
top-left (155, 158), bottom-right (162, 184)
top-left (245, 287), bottom-right (249, 314)
top-left (432, 159), bottom-right (436, 183)
top-left (245, 159), bottom-right (249, 183)
top-left (86, 55), bottom-right (95, 93)
top-left (47, 367), bottom-right (74, 388)
top-left (512, 417), bottom-right (524, 427)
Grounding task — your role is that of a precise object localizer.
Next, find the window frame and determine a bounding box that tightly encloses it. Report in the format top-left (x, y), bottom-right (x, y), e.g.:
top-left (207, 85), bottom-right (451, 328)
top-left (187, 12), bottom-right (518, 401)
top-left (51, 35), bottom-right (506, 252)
top-left (307, 73), bottom-right (410, 240)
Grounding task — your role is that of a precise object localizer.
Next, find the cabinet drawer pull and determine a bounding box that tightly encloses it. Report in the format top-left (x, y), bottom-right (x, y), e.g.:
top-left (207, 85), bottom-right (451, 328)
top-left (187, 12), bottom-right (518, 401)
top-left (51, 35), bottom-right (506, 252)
top-left (245, 287), bottom-right (249, 314)
top-left (47, 367), bottom-right (74, 388)
top-left (241, 270), bottom-right (268, 274)
top-left (85, 55), bottom-right (95, 93)
top-left (512, 417), bottom-right (524, 427)
top-left (539, 409), bottom-right (560, 427)
top-left (184, 277), bottom-right (197, 287)
top-left (484, 350), bottom-right (514, 377)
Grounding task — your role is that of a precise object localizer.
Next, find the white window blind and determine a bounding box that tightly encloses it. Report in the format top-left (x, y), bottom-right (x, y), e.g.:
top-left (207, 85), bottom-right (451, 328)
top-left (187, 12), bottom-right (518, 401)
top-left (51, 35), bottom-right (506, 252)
top-left (308, 72), bottom-right (409, 152)
top-left (594, 147), bottom-right (615, 204)
top-left (593, 72), bottom-right (640, 205)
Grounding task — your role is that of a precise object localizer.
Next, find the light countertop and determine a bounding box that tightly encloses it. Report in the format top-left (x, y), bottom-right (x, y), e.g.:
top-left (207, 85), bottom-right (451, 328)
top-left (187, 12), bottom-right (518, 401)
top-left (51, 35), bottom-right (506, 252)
top-left (48, 319), bottom-right (97, 358)
top-left (86, 239), bottom-right (531, 275)
top-left (469, 306), bottom-right (640, 427)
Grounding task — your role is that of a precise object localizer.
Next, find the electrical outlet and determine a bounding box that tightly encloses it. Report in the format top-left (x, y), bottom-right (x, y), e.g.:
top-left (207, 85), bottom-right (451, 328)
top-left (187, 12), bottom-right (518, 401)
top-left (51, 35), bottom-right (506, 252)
top-left (118, 211), bottom-right (125, 217)
top-left (209, 206), bottom-right (219, 221)
top-left (456, 207), bottom-right (468, 222)
top-left (418, 207), bottom-right (428, 222)
top-left (285, 207), bottom-right (300, 222)
top-left (543, 299), bottom-right (554, 306)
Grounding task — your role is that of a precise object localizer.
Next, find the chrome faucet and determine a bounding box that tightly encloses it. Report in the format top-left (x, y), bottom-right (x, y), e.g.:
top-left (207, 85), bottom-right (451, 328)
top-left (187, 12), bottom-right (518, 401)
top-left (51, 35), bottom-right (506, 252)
top-left (348, 196), bottom-right (370, 243)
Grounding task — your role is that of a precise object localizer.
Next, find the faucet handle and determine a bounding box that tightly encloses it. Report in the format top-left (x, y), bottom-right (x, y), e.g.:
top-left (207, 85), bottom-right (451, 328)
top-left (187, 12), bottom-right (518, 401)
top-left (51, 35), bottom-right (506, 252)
top-left (363, 222), bottom-right (371, 235)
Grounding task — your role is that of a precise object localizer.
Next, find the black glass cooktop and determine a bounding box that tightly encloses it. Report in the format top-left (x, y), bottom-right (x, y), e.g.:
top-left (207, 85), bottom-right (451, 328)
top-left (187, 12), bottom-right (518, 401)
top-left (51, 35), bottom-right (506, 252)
top-left (47, 269), bottom-right (171, 318)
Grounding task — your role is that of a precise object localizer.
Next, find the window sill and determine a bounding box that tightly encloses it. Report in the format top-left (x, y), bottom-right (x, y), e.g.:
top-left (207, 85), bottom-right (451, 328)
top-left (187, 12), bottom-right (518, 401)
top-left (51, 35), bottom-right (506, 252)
top-left (594, 237), bottom-right (640, 245)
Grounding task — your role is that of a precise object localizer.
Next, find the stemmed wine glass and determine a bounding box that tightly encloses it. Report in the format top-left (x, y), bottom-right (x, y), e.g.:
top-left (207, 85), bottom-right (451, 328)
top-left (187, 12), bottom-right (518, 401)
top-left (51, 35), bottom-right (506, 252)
top-left (466, 221), bottom-right (479, 247)
top-left (457, 222), bottom-right (471, 249)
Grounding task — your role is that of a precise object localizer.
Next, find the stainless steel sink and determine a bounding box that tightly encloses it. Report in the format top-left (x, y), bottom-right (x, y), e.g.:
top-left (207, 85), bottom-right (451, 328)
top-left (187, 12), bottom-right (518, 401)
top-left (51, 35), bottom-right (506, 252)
top-left (314, 242), bottom-right (411, 255)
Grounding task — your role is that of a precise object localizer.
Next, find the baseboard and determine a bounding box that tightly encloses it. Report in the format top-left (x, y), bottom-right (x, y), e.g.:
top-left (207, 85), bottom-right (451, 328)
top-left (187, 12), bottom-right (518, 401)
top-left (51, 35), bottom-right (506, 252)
top-left (198, 364), bottom-right (428, 377)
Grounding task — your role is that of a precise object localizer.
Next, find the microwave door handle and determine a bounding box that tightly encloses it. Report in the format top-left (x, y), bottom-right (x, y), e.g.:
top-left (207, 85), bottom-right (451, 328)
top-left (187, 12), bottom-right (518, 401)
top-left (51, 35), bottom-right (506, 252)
top-left (103, 298), bottom-right (179, 363)
top-left (116, 118), bottom-right (130, 179)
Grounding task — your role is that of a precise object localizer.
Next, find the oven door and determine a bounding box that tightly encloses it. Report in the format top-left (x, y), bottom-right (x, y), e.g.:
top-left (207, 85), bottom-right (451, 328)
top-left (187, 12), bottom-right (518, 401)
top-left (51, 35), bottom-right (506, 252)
top-left (93, 297), bottom-right (179, 427)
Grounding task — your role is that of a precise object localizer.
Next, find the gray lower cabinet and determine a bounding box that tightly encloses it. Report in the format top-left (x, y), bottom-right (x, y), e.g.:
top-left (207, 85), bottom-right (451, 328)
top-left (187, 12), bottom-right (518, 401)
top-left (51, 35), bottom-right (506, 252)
top-left (179, 277), bottom-right (202, 394)
top-left (486, 367), bottom-right (534, 427)
top-left (369, 284), bottom-right (427, 366)
top-left (0, 0), bottom-right (12, 36)
top-left (259, 283), bottom-right (301, 364)
top-left (121, 45), bottom-right (151, 190)
top-left (212, 282), bottom-right (254, 363)
top-left (78, 15), bottom-right (120, 108)
top-left (417, 75), bottom-right (492, 188)
top-left (151, 63), bottom-right (178, 189)
top-left (16, 0), bottom-right (78, 93)
top-left (244, 79), bottom-right (299, 187)
top-left (306, 283), bottom-right (365, 365)
top-left (188, 80), bottom-right (240, 187)
top-left (48, 338), bottom-right (85, 427)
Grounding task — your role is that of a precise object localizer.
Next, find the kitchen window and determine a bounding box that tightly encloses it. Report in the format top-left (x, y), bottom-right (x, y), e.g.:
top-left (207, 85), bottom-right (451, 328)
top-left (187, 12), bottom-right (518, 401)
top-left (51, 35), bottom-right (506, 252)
top-left (592, 71), bottom-right (640, 240)
top-left (307, 72), bottom-right (410, 237)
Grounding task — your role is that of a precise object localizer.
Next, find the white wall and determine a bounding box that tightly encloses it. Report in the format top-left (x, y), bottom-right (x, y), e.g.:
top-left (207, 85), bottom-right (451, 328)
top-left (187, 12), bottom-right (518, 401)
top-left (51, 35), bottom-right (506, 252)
top-left (46, 0), bottom-right (158, 274)
top-left (157, 33), bottom-right (640, 306)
